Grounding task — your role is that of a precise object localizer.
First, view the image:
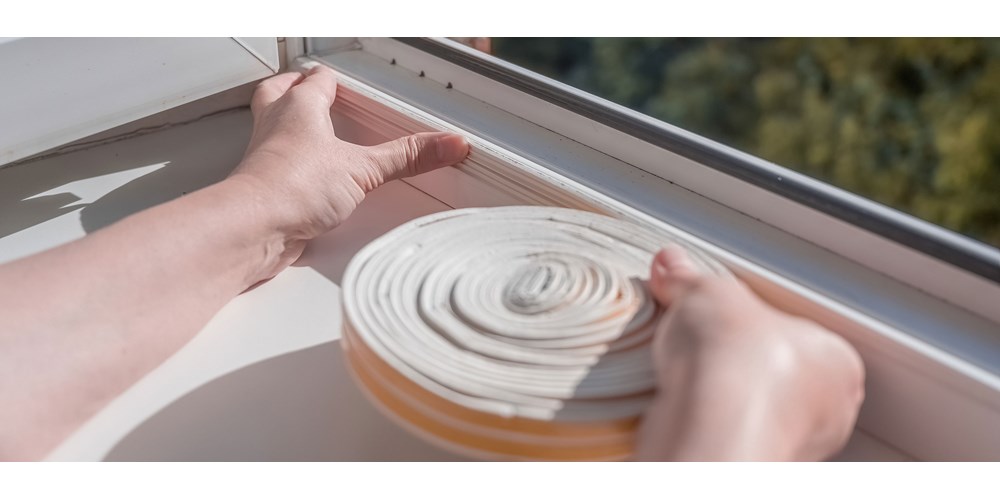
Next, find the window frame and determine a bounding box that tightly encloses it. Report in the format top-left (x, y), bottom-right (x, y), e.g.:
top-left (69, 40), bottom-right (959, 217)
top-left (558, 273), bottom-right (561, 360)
top-left (393, 39), bottom-right (1000, 283)
top-left (295, 37), bottom-right (1000, 460)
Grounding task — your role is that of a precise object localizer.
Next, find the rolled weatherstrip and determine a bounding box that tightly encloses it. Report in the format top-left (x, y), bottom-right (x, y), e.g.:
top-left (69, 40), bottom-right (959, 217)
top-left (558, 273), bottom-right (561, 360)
top-left (341, 206), bottom-right (731, 460)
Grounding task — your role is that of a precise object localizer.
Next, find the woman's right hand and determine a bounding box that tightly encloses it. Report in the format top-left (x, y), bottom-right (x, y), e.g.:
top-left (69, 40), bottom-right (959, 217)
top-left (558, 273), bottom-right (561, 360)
top-left (635, 246), bottom-right (866, 461)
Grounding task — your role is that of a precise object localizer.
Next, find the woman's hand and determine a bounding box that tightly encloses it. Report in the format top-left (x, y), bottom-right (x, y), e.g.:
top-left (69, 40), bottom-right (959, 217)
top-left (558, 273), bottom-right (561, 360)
top-left (229, 66), bottom-right (469, 280)
top-left (0, 65), bottom-right (468, 460)
top-left (636, 246), bottom-right (866, 461)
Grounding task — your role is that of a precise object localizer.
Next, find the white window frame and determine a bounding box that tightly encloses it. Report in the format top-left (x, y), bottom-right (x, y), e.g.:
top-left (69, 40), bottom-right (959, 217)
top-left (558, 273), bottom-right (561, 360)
top-left (291, 37), bottom-right (1000, 460)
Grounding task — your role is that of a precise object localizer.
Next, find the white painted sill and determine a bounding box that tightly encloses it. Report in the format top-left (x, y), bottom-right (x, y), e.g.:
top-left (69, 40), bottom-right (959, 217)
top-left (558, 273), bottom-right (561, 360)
top-left (0, 38), bottom-right (278, 168)
top-left (8, 107), bottom-right (902, 461)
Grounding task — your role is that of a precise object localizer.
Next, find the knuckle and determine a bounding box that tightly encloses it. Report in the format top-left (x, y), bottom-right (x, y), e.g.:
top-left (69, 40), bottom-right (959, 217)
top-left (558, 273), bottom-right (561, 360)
top-left (285, 85), bottom-right (311, 101)
top-left (254, 78), bottom-right (278, 94)
top-left (401, 136), bottom-right (424, 175)
top-left (361, 154), bottom-right (387, 182)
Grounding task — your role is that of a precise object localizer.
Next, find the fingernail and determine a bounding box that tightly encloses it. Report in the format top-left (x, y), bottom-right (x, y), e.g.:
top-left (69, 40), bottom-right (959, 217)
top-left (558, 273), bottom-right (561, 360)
top-left (435, 134), bottom-right (470, 163)
top-left (652, 252), bottom-right (669, 280)
top-left (662, 243), bottom-right (686, 257)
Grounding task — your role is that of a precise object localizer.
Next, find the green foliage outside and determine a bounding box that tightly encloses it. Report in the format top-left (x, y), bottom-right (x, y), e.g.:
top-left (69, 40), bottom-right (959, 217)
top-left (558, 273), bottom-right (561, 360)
top-left (492, 38), bottom-right (1000, 247)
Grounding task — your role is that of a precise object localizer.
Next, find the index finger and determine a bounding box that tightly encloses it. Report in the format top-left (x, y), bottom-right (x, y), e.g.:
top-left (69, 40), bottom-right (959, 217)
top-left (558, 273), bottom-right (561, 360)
top-left (250, 71), bottom-right (306, 116)
top-left (290, 64), bottom-right (339, 108)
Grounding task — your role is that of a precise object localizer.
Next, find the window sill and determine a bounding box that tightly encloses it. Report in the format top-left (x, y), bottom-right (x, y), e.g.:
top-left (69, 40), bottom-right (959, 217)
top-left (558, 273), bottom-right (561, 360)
top-left (0, 92), bottom-right (906, 462)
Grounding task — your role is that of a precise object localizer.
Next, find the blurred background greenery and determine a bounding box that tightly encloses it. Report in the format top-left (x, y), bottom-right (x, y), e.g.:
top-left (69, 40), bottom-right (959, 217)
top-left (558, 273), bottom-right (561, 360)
top-left (490, 38), bottom-right (1000, 247)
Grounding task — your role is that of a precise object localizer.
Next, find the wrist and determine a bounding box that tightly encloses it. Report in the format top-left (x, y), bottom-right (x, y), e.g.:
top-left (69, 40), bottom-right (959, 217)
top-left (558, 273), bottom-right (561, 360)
top-left (210, 174), bottom-right (304, 285)
top-left (639, 366), bottom-right (807, 461)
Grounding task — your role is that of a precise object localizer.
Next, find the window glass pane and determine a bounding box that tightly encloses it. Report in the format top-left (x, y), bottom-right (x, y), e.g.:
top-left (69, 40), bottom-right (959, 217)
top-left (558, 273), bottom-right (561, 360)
top-left (488, 38), bottom-right (1000, 248)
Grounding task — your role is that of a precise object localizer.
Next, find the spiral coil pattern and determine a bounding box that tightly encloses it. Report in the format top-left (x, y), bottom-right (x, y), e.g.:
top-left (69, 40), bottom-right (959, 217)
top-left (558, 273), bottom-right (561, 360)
top-left (342, 206), bottom-right (729, 460)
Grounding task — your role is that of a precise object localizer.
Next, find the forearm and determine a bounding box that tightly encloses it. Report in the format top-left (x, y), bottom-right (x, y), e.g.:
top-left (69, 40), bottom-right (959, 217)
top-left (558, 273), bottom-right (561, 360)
top-left (0, 65), bottom-right (468, 461)
top-left (0, 176), bottom-right (287, 460)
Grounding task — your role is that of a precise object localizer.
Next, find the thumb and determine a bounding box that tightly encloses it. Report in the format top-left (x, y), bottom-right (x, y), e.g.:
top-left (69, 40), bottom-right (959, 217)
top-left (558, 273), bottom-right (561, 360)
top-left (365, 132), bottom-right (470, 182)
top-left (648, 245), bottom-right (702, 308)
